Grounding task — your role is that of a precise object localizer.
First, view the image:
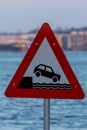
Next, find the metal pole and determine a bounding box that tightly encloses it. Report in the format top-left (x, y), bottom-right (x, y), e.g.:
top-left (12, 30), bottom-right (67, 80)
top-left (44, 99), bottom-right (50, 130)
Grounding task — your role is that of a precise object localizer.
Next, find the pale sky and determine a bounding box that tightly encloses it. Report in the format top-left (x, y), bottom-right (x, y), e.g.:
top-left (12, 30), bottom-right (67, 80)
top-left (0, 0), bottom-right (87, 33)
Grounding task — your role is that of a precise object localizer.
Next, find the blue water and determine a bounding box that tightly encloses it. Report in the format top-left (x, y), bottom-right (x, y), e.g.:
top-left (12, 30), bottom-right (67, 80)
top-left (0, 51), bottom-right (87, 130)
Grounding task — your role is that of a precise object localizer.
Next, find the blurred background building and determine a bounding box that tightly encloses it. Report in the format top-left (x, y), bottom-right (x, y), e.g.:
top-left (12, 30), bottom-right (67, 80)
top-left (0, 28), bottom-right (87, 51)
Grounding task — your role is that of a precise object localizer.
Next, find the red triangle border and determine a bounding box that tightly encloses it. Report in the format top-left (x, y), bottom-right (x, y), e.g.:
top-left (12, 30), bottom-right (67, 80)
top-left (5, 23), bottom-right (85, 99)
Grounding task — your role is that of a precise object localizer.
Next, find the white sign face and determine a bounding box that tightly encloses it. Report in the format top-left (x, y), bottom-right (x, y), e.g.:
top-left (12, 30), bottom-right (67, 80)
top-left (23, 39), bottom-right (71, 90)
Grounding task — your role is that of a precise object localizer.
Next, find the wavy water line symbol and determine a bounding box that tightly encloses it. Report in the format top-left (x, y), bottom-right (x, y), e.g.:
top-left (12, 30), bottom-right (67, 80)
top-left (32, 83), bottom-right (72, 90)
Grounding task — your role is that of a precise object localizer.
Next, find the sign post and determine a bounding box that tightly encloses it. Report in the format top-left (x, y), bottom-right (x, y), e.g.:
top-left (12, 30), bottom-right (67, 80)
top-left (44, 99), bottom-right (50, 130)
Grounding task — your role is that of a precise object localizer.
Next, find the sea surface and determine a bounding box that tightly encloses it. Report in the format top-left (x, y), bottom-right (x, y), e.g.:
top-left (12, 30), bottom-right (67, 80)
top-left (0, 51), bottom-right (87, 130)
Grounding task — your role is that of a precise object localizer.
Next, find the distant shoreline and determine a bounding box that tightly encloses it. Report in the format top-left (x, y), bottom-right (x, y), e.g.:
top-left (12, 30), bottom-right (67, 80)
top-left (0, 43), bottom-right (28, 52)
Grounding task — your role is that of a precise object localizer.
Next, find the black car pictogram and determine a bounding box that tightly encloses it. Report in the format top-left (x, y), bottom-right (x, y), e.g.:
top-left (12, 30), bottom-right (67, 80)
top-left (34, 64), bottom-right (61, 82)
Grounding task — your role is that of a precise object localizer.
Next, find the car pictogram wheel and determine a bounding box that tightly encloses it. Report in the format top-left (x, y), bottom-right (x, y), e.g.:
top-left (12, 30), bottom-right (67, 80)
top-left (35, 71), bottom-right (41, 77)
top-left (52, 76), bottom-right (58, 82)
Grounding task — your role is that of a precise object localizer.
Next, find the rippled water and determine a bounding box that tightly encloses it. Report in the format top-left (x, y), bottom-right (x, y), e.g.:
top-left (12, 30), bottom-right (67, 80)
top-left (0, 51), bottom-right (87, 130)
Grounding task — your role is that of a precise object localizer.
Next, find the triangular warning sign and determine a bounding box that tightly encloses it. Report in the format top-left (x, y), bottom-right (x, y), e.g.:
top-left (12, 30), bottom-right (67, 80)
top-left (5, 23), bottom-right (85, 99)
